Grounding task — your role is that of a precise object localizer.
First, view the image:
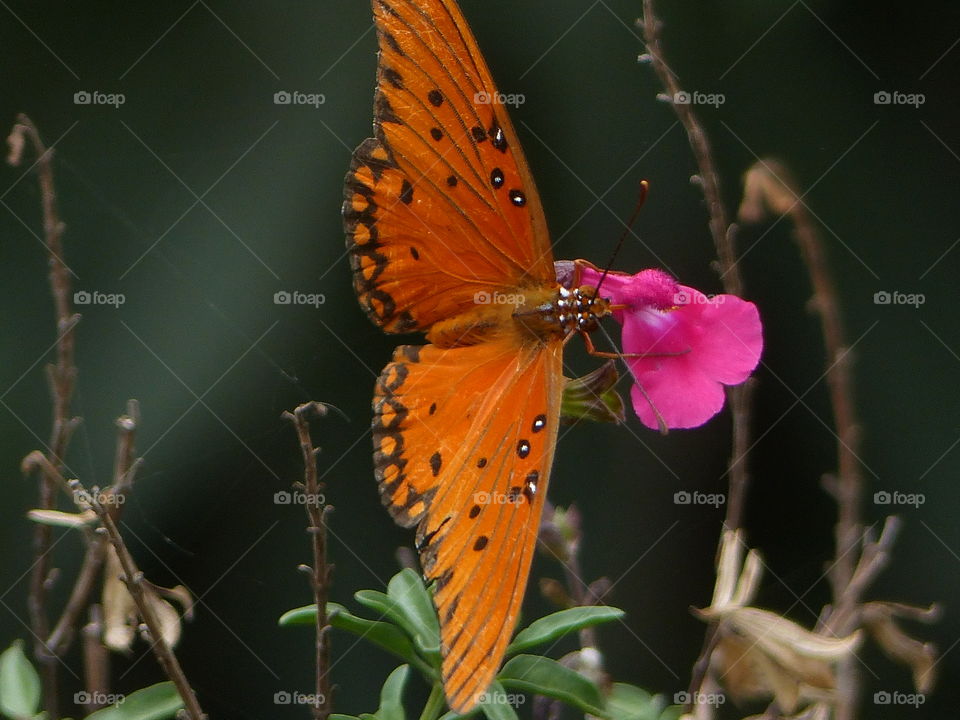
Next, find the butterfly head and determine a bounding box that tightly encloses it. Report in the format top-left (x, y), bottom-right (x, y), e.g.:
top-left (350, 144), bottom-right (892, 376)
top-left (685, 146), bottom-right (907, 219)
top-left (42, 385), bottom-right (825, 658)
top-left (558, 285), bottom-right (610, 335)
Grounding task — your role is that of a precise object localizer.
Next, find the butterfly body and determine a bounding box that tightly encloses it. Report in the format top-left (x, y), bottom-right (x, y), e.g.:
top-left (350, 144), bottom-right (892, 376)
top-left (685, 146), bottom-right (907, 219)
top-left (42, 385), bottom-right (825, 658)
top-left (344, 0), bottom-right (607, 710)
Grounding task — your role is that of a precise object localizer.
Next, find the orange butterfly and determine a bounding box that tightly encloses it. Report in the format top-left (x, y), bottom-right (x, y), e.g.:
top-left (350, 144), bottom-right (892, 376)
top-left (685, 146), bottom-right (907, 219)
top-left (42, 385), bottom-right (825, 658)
top-left (343, 0), bottom-right (609, 710)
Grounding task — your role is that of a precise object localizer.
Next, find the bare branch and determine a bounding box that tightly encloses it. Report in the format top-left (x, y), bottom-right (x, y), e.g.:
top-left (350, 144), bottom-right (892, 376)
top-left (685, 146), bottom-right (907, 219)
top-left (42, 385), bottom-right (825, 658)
top-left (8, 113), bottom-right (79, 716)
top-left (283, 401), bottom-right (334, 719)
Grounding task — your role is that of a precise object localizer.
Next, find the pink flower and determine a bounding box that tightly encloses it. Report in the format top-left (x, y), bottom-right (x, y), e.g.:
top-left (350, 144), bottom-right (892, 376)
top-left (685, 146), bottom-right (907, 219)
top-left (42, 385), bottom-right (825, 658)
top-left (579, 266), bottom-right (763, 430)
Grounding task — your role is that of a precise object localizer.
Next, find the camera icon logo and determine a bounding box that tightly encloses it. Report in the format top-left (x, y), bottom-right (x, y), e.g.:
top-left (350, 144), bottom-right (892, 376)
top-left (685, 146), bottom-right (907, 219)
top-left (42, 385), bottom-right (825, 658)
top-left (274, 691), bottom-right (292, 704)
top-left (873, 490), bottom-right (891, 505)
top-left (274, 290), bottom-right (292, 305)
top-left (873, 691), bottom-right (891, 704)
top-left (473, 291), bottom-right (492, 305)
top-left (873, 91), bottom-right (891, 105)
top-left (274, 491), bottom-right (292, 505)
top-left (674, 490), bottom-right (692, 505)
top-left (74, 691), bottom-right (92, 704)
top-left (74, 91), bottom-right (92, 105)
top-left (673, 91), bottom-right (691, 105)
top-left (73, 290), bottom-right (92, 305)
top-left (274, 91), bottom-right (292, 105)
top-left (873, 290), bottom-right (891, 304)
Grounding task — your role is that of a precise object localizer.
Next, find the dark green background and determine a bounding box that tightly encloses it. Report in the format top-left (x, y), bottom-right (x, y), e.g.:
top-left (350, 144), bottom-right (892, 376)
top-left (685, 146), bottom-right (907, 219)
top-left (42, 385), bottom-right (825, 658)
top-left (1, 1), bottom-right (957, 717)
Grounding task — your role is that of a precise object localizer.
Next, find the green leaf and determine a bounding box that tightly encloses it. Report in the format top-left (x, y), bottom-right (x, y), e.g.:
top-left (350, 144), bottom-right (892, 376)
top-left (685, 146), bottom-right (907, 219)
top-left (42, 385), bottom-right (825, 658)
top-left (330, 715), bottom-right (363, 720)
top-left (606, 684), bottom-right (663, 720)
top-left (658, 706), bottom-right (684, 720)
top-left (374, 665), bottom-right (409, 720)
top-left (477, 681), bottom-right (520, 720)
top-left (506, 606), bottom-right (625, 656)
top-left (83, 682), bottom-right (183, 720)
top-left (498, 655), bottom-right (605, 716)
top-left (0, 640), bottom-right (40, 719)
top-left (285, 603), bottom-right (430, 672)
top-left (355, 571), bottom-right (440, 661)
top-left (561, 361), bottom-right (625, 424)
top-left (387, 570), bottom-right (441, 656)
top-left (278, 604), bottom-right (317, 625)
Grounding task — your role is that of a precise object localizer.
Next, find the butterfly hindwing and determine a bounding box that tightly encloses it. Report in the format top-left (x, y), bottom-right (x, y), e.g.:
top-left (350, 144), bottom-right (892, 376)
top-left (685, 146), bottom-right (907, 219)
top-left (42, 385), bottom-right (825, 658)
top-left (372, 335), bottom-right (562, 710)
top-left (344, 0), bottom-right (554, 333)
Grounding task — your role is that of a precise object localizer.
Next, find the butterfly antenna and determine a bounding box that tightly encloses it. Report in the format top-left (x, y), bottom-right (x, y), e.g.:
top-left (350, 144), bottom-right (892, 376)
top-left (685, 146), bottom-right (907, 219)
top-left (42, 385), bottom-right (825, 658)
top-left (594, 180), bottom-right (650, 295)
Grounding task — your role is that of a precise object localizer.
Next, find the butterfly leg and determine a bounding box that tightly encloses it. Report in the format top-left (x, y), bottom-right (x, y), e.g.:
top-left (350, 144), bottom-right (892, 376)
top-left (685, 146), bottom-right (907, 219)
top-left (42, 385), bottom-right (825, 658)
top-left (580, 331), bottom-right (690, 360)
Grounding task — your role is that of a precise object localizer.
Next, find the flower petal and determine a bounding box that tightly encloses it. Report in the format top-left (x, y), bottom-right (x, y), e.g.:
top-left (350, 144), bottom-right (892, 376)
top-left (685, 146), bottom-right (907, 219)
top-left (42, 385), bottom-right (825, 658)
top-left (675, 286), bottom-right (763, 384)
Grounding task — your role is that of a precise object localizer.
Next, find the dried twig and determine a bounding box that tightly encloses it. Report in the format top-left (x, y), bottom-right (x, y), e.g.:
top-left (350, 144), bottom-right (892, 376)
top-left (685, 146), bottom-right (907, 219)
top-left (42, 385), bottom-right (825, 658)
top-left (8, 113), bottom-right (81, 716)
top-left (748, 159), bottom-right (866, 719)
top-left (11, 115), bottom-right (201, 716)
top-left (46, 402), bottom-right (141, 656)
top-left (639, 3), bottom-right (753, 529)
top-left (283, 402), bottom-right (334, 719)
top-left (82, 604), bottom-right (109, 711)
top-left (95, 502), bottom-right (206, 720)
top-left (639, 3), bottom-right (755, 711)
top-left (23, 438), bottom-right (204, 719)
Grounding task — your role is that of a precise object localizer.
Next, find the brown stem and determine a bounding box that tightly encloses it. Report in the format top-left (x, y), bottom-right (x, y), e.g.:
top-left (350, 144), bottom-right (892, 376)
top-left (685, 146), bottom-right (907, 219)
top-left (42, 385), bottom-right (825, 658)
top-left (46, 539), bottom-right (107, 655)
top-left (94, 502), bottom-right (206, 719)
top-left (283, 402), bottom-right (333, 719)
top-left (25, 440), bottom-right (204, 717)
top-left (82, 604), bottom-right (110, 710)
top-left (8, 114), bottom-right (81, 717)
top-left (46, 400), bottom-right (140, 656)
top-left (639, 3), bottom-right (752, 530)
top-left (758, 158), bottom-right (866, 720)
top-left (640, 2), bottom-right (755, 707)
top-left (640, 3), bottom-right (741, 296)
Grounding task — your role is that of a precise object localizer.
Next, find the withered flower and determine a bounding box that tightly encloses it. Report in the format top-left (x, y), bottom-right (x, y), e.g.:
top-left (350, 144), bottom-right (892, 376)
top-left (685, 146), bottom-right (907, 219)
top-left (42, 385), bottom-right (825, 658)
top-left (698, 531), bottom-right (861, 713)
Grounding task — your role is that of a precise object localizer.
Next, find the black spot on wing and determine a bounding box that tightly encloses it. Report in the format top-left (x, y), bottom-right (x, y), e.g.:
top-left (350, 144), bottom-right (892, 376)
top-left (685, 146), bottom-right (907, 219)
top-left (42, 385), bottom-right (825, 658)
top-left (382, 67), bottom-right (404, 89)
top-left (400, 179), bottom-right (414, 204)
top-left (517, 440), bottom-right (531, 459)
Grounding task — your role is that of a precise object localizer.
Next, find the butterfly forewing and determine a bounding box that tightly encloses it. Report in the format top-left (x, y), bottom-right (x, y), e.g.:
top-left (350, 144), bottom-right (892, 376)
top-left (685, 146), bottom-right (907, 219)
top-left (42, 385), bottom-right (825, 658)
top-left (373, 337), bottom-right (562, 710)
top-left (344, 0), bottom-right (555, 333)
